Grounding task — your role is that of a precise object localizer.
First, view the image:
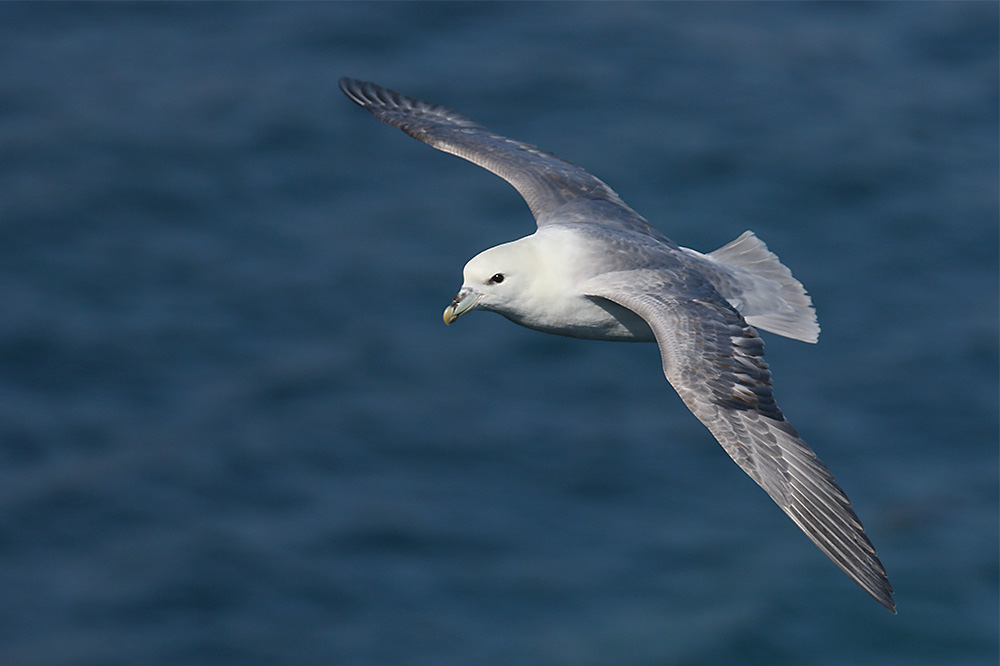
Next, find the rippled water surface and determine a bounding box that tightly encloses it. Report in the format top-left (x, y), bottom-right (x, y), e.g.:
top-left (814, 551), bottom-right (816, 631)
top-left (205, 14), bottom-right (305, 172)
top-left (1, 3), bottom-right (997, 665)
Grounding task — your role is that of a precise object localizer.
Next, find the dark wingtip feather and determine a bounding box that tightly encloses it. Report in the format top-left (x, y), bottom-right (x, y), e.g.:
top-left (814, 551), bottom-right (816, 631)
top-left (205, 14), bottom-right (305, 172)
top-left (338, 77), bottom-right (482, 128)
top-left (338, 77), bottom-right (381, 109)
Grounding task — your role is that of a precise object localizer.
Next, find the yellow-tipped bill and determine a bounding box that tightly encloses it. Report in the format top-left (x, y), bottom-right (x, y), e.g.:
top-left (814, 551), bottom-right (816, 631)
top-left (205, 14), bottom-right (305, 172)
top-left (443, 289), bottom-right (480, 325)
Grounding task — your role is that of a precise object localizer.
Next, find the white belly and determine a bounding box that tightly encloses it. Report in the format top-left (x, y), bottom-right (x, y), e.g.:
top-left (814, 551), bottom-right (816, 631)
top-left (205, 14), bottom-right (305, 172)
top-left (501, 294), bottom-right (655, 342)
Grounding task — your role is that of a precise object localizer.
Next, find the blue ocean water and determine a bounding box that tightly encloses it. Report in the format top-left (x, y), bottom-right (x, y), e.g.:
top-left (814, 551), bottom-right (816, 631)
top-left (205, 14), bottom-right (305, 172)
top-left (0, 2), bottom-right (996, 665)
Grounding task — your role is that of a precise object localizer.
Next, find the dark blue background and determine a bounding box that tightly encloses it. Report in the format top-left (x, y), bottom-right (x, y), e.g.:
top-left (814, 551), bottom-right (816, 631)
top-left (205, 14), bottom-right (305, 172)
top-left (1, 3), bottom-right (996, 665)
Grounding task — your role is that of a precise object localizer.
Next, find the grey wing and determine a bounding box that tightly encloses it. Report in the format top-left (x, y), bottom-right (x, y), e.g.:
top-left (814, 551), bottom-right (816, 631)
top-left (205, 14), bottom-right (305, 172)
top-left (339, 78), bottom-right (658, 235)
top-left (584, 271), bottom-right (895, 613)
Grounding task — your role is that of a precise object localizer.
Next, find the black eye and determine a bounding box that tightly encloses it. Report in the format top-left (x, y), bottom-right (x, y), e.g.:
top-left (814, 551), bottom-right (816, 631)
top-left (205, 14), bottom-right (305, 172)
top-left (489, 273), bottom-right (505, 284)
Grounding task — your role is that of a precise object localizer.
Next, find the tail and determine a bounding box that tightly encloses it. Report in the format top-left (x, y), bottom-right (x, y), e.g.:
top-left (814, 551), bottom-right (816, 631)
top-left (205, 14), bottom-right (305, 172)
top-left (703, 231), bottom-right (820, 343)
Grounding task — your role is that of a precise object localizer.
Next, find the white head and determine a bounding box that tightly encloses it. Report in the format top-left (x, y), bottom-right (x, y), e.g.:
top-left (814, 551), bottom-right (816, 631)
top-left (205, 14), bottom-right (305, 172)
top-left (440, 228), bottom-right (645, 341)
top-left (442, 237), bottom-right (541, 325)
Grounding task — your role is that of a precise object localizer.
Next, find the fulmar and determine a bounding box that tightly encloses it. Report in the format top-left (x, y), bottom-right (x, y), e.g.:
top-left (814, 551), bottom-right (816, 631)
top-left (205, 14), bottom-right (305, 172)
top-left (340, 77), bottom-right (894, 613)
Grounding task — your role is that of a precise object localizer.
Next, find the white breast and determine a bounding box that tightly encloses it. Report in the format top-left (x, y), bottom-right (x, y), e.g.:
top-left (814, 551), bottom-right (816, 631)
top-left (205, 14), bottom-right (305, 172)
top-left (495, 228), bottom-right (656, 342)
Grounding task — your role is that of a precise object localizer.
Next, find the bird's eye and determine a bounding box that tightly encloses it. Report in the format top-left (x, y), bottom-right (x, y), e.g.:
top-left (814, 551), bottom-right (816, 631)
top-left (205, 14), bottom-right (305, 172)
top-left (489, 273), bottom-right (505, 284)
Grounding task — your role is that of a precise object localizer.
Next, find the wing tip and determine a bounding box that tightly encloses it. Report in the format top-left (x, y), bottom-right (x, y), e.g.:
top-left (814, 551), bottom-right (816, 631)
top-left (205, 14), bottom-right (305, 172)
top-left (857, 563), bottom-right (896, 614)
top-left (867, 561), bottom-right (897, 614)
top-left (338, 76), bottom-right (357, 98)
top-left (868, 579), bottom-right (897, 614)
top-left (338, 76), bottom-right (384, 110)
top-left (338, 77), bottom-right (484, 134)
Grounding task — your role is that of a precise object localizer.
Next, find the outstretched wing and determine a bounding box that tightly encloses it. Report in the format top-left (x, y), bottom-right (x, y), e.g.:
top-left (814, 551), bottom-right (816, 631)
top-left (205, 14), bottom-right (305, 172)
top-left (339, 78), bottom-right (658, 235)
top-left (584, 270), bottom-right (896, 612)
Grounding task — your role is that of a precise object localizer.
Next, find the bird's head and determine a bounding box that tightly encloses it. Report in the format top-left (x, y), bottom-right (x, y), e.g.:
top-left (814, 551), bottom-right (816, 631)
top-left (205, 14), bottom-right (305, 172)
top-left (443, 238), bottom-right (539, 325)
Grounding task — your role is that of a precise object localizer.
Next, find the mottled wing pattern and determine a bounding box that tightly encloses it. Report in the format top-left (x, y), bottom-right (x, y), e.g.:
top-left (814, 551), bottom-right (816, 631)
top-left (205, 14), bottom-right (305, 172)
top-left (339, 78), bottom-right (657, 235)
top-left (584, 270), bottom-right (896, 612)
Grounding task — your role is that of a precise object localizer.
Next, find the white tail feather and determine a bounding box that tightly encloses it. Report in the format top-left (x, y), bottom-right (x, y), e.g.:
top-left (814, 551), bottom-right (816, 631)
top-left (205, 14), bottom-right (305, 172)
top-left (697, 231), bottom-right (820, 343)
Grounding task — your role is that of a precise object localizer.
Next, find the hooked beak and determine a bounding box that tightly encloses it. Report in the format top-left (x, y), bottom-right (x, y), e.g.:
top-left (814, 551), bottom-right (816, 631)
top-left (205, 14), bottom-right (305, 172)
top-left (443, 289), bottom-right (481, 325)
